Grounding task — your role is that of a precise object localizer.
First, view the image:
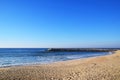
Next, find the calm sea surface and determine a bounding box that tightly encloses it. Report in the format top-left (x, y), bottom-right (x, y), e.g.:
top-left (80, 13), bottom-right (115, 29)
top-left (0, 48), bottom-right (111, 67)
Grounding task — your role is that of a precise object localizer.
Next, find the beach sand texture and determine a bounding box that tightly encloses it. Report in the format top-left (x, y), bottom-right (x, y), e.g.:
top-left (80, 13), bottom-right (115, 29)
top-left (0, 50), bottom-right (120, 80)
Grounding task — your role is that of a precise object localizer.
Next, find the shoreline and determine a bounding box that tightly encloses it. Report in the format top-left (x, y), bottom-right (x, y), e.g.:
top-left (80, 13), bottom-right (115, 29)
top-left (0, 50), bottom-right (120, 80)
top-left (0, 51), bottom-right (114, 68)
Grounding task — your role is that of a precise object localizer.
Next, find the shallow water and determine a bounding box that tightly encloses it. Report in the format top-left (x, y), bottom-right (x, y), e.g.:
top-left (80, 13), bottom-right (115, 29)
top-left (0, 48), bottom-right (110, 67)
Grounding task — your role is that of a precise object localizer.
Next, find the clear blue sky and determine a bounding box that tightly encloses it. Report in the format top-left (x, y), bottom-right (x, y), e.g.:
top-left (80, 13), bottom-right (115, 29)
top-left (0, 0), bottom-right (120, 48)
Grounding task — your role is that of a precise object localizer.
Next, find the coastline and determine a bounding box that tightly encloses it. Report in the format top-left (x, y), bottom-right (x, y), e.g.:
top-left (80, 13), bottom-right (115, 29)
top-left (0, 50), bottom-right (120, 80)
top-left (0, 51), bottom-right (112, 68)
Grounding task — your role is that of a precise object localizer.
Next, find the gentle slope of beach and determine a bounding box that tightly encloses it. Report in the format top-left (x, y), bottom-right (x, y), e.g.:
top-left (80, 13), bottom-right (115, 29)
top-left (0, 50), bottom-right (120, 80)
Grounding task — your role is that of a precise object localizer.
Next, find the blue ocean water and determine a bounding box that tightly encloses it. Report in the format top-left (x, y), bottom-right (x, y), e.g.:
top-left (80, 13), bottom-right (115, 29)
top-left (0, 48), bottom-right (111, 67)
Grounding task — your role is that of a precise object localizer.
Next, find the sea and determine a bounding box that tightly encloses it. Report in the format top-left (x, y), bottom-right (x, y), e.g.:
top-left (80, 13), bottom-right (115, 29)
top-left (0, 48), bottom-right (111, 67)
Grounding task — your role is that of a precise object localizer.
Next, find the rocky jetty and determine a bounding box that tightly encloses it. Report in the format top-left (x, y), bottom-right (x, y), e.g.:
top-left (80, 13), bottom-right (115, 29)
top-left (48, 48), bottom-right (119, 52)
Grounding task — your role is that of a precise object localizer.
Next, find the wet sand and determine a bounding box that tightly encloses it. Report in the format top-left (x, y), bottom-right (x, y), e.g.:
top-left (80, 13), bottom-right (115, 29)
top-left (0, 50), bottom-right (120, 80)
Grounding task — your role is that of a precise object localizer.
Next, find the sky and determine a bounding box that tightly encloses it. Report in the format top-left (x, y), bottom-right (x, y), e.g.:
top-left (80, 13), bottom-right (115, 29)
top-left (0, 0), bottom-right (120, 48)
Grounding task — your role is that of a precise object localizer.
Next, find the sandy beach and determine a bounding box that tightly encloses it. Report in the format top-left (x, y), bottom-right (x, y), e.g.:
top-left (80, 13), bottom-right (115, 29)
top-left (0, 50), bottom-right (120, 80)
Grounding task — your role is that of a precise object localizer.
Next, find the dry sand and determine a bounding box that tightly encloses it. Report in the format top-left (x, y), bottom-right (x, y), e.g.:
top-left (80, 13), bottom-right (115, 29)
top-left (0, 50), bottom-right (120, 80)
